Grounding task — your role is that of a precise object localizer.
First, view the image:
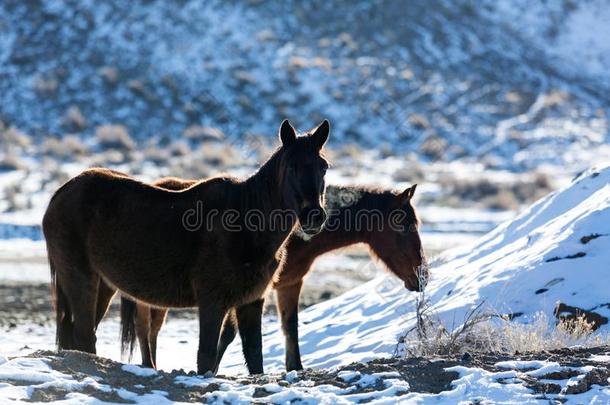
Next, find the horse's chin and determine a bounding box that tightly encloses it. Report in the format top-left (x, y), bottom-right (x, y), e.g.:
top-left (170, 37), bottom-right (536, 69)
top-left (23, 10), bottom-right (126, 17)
top-left (300, 225), bottom-right (323, 236)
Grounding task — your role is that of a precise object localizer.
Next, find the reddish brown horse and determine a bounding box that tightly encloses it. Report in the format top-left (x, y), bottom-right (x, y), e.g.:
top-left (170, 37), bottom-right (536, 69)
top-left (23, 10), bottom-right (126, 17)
top-left (121, 181), bottom-right (426, 371)
top-left (42, 119), bottom-right (330, 375)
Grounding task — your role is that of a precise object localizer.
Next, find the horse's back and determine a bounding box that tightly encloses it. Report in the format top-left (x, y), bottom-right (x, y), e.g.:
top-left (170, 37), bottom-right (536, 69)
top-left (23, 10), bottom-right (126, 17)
top-left (43, 168), bottom-right (202, 306)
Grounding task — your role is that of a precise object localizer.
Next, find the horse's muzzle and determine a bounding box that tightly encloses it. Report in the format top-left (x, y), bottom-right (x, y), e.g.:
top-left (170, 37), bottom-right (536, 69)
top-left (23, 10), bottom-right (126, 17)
top-left (299, 205), bottom-right (327, 235)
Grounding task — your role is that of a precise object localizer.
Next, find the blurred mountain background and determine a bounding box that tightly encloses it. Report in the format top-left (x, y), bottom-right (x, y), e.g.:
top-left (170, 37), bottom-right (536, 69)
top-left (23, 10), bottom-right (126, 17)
top-left (0, 0), bottom-right (609, 250)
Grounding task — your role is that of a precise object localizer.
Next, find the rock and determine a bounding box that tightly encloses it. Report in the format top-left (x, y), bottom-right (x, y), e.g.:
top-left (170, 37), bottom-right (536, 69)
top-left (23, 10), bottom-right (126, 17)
top-left (461, 352), bottom-right (472, 362)
top-left (252, 387), bottom-right (272, 398)
top-left (553, 303), bottom-right (608, 331)
top-left (564, 368), bottom-right (610, 394)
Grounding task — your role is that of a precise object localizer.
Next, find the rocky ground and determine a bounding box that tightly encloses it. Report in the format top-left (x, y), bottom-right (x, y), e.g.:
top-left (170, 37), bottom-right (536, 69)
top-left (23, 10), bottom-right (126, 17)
top-left (6, 346), bottom-right (609, 403)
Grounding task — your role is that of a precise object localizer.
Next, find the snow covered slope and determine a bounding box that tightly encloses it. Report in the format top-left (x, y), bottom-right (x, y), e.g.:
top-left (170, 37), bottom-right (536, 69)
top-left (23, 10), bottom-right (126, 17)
top-left (220, 165), bottom-right (610, 373)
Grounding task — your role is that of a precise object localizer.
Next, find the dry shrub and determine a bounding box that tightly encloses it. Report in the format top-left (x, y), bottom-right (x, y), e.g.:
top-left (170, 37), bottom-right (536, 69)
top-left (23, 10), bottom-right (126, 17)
top-left (42, 135), bottom-right (88, 159)
top-left (90, 150), bottom-right (128, 166)
top-left (482, 188), bottom-right (520, 210)
top-left (41, 159), bottom-right (71, 189)
top-left (419, 135), bottom-right (447, 160)
top-left (98, 66), bottom-right (119, 84)
top-left (338, 143), bottom-right (365, 161)
top-left (0, 154), bottom-right (25, 171)
top-left (139, 142), bottom-right (170, 165)
top-left (408, 114), bottom-right (431, 130)
top-left (170, 159), bottom-right (210, 180)
top-left (169, 141), bottom-right (190, 157)
top-left (96, 125), bottom-right (135, 151)
top-left (183, 125), bottom-right (225, 142)
top-left (392, 160), bottom-right (425, 183)
top-left (1, 125), bottom-right (31, 149)
top-left (200, 144), bottom-right (243, 168)
top-left (400, 285), bottom-right (608, 357)
top-left (439, 173), bottom-right (554, 210)
top-left (3, 182), bottom-right (29, 212)
top-left (494, 312), bottom-right (606, 353)
top-left (401, 295), bottom-right (494, 357)
top-left (33, 73), bottom-right (59, 94)
top-left (62, 106), bottom-right (87, 131)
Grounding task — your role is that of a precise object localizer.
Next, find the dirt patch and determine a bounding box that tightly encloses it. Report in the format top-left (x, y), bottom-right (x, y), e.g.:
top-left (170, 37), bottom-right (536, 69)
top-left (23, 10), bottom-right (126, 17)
top-left (29, 385), bottom-right (131, 403)
top-left (16, 350), bottom-right (458, 402)
top-left (0, 283), bottom-right (54, 328)
top-left (580, 233), bottom-right (607, 244)
top-left (0, 280), bottom-right (352, 329)
top-left (323, 357), bottom-right (460, 394)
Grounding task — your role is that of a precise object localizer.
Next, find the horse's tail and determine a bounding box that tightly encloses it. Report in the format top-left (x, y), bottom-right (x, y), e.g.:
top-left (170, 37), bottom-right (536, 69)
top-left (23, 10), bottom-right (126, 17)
top-left (120, 296), bottom-right (138, 360)
top-left (49, 257), bottom-right (73, 349)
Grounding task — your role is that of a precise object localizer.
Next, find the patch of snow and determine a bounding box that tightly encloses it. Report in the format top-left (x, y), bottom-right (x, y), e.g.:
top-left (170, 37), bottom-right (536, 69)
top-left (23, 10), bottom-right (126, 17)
top-left (121, 364), bottom-right (158, 377)
top-left (284, 370), bottom-right (298, 383)
top-left (495, 360), bottom-right (551, 370)
top-left (591, 354), bottom-right (610, 363)
top-left (337, 370), bottom-right (360, 382)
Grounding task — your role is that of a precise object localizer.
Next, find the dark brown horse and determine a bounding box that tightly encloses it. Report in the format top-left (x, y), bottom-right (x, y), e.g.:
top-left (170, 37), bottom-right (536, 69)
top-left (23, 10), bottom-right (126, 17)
top-left (42, 119), bottom-right (330, 375)
top-left (121, 181), bottom-right (427, 371)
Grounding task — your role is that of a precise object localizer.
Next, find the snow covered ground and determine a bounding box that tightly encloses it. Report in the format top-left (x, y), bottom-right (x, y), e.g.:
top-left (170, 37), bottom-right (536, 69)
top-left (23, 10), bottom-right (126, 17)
top-left (1, 165), bottom-right (609, 402)
top-left (1, 348), bottom-right (608, 404)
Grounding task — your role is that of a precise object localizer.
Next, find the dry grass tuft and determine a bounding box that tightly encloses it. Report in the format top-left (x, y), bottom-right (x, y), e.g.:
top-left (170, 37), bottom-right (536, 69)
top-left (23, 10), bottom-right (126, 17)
top-left (400, 266), bottom-right (609, 357)
top-left (42, 135), bottom-right (89, 160)
top-left (95, 125), bottom-right (135, 151)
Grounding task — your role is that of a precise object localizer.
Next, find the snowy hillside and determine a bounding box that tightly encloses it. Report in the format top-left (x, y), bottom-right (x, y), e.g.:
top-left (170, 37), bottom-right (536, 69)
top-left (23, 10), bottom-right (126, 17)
top-left (217, 165), bottom-right (610, 373)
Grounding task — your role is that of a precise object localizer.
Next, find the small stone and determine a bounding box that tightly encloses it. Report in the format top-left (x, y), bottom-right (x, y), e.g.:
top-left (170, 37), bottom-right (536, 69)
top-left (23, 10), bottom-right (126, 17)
top-left (461, 352), bottom-right (472, 362)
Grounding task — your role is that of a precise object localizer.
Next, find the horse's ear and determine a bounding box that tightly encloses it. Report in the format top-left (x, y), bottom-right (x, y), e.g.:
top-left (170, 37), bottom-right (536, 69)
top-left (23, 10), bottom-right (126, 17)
top-left (399, 184), bottom-right (417, 205)
top-left (279, 119), bottom-right (297, 146)
top-left (311, 119), bottom-right (330, 149)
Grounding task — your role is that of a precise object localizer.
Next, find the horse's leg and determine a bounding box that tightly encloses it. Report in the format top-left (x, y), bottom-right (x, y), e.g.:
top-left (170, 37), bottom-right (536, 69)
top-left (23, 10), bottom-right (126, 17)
top-left (95, 280), bottom-right (116, 328)
top-left (57, 269), bottom-right (99, 354)
top-left (135, 304), bottom-right (154, 368)
top-left (276, 281), bottom-right (304, 371)
top-left (197, 298), bottom-right (227, 375)
top-left (148, 307), bottom-right (168, 368)
top-left (214, 309), bottom-right (237, 372)
top-left (56, 284), bottom-right (74, 350)
top-left (52, 260), bottom-right (74, 350)
top-left (235, 299), bottom-right (265, 375)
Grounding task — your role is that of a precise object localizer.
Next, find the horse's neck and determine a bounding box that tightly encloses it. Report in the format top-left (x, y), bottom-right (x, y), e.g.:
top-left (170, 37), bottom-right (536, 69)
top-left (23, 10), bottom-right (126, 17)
top-left (243, 160), bottom-right (284, 213)
top-left (241, 160), bottom-right (295, 249)
top-left (312, 224), bottom-right (368, 255)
